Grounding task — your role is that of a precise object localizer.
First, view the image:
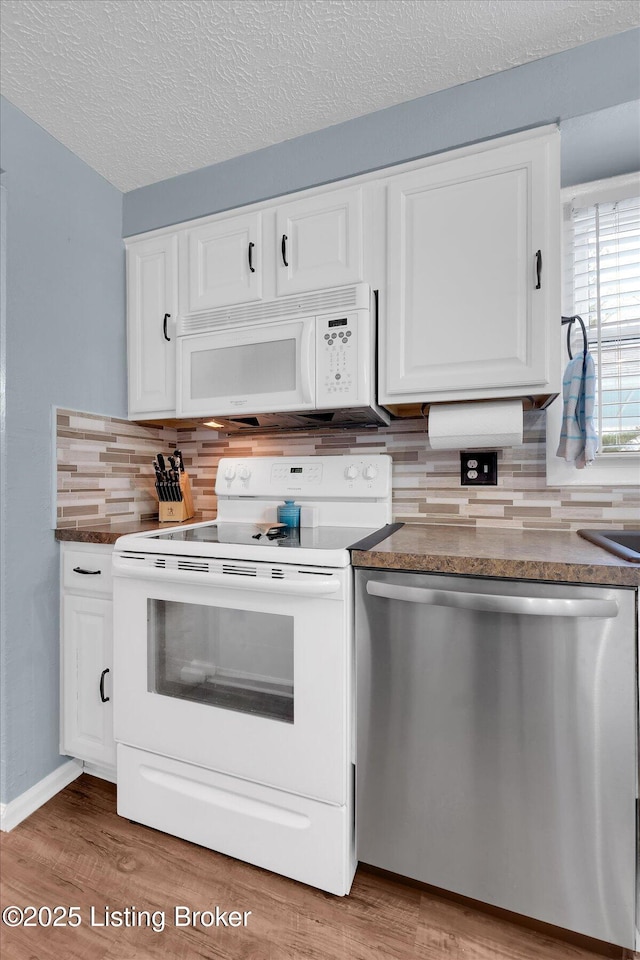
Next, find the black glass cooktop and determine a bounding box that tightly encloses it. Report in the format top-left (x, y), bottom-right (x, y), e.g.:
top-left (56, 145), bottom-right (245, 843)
top-left (149, 522), bottom-right (400, 551)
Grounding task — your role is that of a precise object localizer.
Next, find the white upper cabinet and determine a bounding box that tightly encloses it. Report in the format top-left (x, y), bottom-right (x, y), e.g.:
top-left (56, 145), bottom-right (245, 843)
top-left (380, 130), bottom-right (560, 405)
top-left (127, 234), bottom-right (178, 418)
top-left (125, 127), bottom-right (560, 420)
top-left (180, 212), bottom-right (262, 313)
top-left (275, 186), bottom-right (364, 296)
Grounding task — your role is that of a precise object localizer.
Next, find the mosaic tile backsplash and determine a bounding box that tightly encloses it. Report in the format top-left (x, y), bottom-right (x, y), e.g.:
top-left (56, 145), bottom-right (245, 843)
top-left (56, 410), bottom-right (175, 528)
top-left (57, 408), bottom-right (639, 531)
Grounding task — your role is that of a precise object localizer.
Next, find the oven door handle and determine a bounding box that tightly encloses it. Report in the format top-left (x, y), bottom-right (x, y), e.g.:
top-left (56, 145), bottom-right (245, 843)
top-left (113, 558), bottom-right (341, 595)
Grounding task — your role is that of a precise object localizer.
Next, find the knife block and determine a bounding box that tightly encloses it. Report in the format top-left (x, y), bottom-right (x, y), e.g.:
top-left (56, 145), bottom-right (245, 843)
top-left (158, 471), bottom-right (195, 523)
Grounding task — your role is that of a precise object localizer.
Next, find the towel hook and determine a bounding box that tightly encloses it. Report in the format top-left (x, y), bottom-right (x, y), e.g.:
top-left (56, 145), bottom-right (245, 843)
top-left (561, 315), bottom-right (588, 371)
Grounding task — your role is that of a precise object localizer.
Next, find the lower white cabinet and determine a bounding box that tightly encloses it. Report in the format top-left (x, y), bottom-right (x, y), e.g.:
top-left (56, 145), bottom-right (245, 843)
top-left (60, 543), bottom-right (116, 772)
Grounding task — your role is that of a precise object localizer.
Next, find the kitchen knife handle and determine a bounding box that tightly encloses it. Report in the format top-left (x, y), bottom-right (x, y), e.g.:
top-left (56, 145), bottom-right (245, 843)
top-left (73, 566), bottom-right (101, 575)
top-left (248, 241), bottom-right (255, 273)
top-left (99, 668), bottom-right (110, 703)
top-left (281, 234), bottom-right (288, 267)
top-left (163, 313), bottom-right (171, 341)
top-left (535, 250), bottom-right (542, 289)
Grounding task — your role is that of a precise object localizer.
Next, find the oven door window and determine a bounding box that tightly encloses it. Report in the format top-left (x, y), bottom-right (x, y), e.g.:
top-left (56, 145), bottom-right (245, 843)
top-left (147, 599), bottom-right (294, 723)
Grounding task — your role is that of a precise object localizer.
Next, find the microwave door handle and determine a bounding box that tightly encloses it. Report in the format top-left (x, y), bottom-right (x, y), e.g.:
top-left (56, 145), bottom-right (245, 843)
top-left (300, 323), bottom-right (315, 405)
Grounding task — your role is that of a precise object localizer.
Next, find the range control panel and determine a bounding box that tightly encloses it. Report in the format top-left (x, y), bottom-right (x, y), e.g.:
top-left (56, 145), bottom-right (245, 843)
top-left (216, 455), bottom-right (392, 499)
top-left (316, 312), bottom-right (364, 406)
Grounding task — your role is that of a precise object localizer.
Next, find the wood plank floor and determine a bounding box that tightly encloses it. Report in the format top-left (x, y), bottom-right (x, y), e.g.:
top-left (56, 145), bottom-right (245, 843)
top-left (0, 775), bottom-right (634, 960)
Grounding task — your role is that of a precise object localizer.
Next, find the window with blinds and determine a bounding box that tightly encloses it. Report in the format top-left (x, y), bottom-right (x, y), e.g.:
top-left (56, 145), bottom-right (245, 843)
top-left (563, 189), bottom-right (640, 454)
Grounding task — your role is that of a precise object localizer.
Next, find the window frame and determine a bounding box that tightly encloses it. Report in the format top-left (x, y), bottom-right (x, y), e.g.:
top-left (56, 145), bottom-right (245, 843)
top-left (546, 171), bottom-right (640, 487)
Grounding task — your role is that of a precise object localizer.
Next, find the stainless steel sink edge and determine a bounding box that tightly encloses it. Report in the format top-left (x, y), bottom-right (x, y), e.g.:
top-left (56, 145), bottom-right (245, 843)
top-left (577, 529), bottom-right (640, 563)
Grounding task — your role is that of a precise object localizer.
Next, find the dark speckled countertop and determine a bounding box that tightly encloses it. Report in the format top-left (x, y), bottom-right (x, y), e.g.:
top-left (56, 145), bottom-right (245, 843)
top-left (55, 513), bottom-right (216, 545)
top-left (56, 518), bottom-right (640, 587)
top-left (352, 524), bottom-right (640, 587)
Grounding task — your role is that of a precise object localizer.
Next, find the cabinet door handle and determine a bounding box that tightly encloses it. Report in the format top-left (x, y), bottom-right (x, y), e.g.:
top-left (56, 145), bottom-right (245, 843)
top-left (248, 241), bottom-right (255, 273)
top-left (535, 250), bottom-right (542, 289)
top-left (73, 566), bottom-right (101, 575)
top-left (281, 234), bottom-right (288, 267)
top-left (99, 668), bottom-right (110, 703)
top-left (163, 312), bottom-right (171, 341)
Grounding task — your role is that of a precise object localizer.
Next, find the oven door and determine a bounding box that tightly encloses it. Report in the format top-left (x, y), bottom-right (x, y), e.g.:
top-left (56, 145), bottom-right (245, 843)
top-left (113, 555), bottom-right (350, 805)
top-left (177, 317), bottom-right (315, 417)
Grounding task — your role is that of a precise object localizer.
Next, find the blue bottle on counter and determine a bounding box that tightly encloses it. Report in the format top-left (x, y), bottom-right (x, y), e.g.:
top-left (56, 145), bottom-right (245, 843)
top-left (277, 500), bottom-right (301, 528)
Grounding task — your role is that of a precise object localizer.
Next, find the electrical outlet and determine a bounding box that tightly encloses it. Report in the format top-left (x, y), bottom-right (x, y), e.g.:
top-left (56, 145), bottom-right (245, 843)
top-left (460, 451), bottom-right (498, 485)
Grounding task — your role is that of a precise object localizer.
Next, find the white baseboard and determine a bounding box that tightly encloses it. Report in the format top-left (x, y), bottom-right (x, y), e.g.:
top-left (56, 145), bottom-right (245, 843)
top-left (0, 759), bottom-right (83, 832)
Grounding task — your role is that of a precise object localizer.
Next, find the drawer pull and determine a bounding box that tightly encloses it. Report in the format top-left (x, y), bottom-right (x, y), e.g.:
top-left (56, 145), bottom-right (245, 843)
top-left (73, 566), bottom-right (102, 575)
top-left (99, 668), bottom-right (110, 703)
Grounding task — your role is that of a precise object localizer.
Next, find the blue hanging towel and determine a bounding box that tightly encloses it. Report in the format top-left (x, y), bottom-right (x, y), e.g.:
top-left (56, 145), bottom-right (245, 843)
top-left (556, 353), bottom-right (598, 468)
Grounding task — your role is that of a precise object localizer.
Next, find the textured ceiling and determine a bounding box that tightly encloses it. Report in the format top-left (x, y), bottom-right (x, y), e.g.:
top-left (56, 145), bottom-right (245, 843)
top-left (1, 0), bottom-right (639, 192)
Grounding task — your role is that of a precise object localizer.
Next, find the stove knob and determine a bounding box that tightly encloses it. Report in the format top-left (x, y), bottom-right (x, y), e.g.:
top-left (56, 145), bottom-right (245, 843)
top-left (238, 465), bottom-right (251, 481)
top-left (345, 464), bottom-right (359, 480)
top-left (224, 465), bottom-right (236, 480)
top-left (364, 464), bottom-right (378, 481)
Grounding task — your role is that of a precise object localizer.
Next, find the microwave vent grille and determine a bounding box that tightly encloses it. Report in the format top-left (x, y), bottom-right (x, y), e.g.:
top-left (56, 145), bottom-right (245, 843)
top-left (177, 283), bottom-right (368, 336)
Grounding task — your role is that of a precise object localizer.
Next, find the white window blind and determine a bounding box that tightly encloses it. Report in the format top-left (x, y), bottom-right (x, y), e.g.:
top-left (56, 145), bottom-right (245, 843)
top-left (564, 191), bottom-right (640, 454)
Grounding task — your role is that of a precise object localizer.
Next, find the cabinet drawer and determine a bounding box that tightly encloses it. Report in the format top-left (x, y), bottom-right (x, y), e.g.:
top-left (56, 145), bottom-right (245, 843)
top-left (62, 548), bottom-right (113, 595)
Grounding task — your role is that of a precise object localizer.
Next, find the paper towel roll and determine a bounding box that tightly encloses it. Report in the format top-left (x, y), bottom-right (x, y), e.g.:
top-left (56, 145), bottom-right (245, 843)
top-left (428, 400), bottom-right (523, 450)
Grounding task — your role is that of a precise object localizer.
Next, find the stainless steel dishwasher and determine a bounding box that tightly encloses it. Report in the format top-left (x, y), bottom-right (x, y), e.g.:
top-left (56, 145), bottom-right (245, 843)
top-left (355, 569), bottom-right (637, 949)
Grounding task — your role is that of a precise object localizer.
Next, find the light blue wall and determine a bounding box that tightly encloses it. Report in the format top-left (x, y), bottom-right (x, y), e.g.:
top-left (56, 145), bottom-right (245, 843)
top-left (124, 27), bottom-right (640, 236)
top-left (0, 97), bottom-right (125, 804)
top-left (560, 99), bottom-right (640, 187)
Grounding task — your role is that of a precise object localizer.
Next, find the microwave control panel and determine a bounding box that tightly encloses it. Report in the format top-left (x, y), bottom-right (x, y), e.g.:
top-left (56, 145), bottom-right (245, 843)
top-left (316, 311), bottom-right (364, 406)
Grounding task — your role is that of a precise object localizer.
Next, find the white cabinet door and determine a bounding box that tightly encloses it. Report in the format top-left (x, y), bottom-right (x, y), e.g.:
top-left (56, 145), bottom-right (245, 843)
top-left (182, 212), bottom-right (262, 313)
top-left (381, 132), bottom-right (559, 404)
top-left (276, 186), bottom-right (363, 296)
top-left (61, 594), bottom-right (116, 768)
top-left (127, 234), bottom-right (178, 418)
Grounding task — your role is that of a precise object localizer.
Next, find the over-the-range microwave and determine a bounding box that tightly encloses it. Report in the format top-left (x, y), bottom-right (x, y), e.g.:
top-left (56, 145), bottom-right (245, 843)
top-left (176, 283), bottom-right (390, 429)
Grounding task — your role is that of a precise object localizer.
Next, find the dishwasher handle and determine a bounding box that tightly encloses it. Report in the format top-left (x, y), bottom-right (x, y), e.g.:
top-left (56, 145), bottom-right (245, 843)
top-left (366, 580), bottom-right (619, 619)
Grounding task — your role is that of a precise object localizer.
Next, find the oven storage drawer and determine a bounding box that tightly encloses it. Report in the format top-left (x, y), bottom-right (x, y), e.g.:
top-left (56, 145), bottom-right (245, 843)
top-left (117, 744), bottom-right (355, 896)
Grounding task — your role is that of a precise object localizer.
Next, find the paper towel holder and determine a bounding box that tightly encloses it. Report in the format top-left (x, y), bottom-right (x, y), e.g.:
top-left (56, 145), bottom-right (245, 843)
top-left (420, 396), bottom-right (540, 419)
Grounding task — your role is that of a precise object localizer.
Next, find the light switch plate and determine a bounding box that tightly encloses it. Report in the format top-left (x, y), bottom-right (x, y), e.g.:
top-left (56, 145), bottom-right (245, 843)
top-left (460, 451), bottom-right (498, 485)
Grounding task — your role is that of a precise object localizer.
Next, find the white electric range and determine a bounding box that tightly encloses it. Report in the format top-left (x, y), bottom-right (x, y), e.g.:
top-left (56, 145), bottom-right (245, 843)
top-left (112, 454), bottom-right (394, 895)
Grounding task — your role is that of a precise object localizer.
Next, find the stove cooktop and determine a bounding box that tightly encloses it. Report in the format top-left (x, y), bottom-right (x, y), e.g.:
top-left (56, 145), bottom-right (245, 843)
top-left (148, 521), bottom-right (388, 552)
